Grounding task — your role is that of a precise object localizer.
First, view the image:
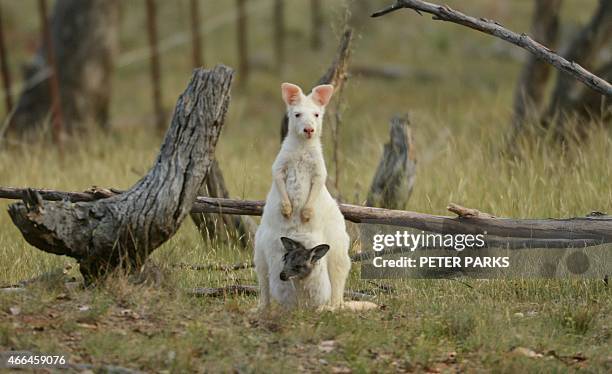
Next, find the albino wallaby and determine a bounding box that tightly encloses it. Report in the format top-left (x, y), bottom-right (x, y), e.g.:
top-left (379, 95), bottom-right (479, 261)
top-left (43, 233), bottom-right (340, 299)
top-left (254, 82), bottom-right (351, 310)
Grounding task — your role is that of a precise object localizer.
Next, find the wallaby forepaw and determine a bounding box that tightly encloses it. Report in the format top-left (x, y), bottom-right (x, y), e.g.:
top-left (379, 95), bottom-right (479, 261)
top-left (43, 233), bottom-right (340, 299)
top-left (300, 207), bottom-right (313, 222)
top-left (281, 201), bottom-right (292, 218)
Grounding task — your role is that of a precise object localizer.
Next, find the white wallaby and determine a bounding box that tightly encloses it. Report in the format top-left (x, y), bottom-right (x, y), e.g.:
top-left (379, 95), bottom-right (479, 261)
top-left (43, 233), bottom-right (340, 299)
top-left (254, 82), bottom-right (351, 310)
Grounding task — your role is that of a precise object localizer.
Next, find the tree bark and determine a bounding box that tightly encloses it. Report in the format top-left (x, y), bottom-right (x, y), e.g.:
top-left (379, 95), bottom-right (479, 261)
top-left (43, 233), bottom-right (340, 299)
top-left (7, 65), bottom-right (234, 283)
top-left (7, 0), bottom-right (119, 136)
top-left (511, 0), bottom-right (562, 135)
top-left (366, 114), bottom-right (416, 210)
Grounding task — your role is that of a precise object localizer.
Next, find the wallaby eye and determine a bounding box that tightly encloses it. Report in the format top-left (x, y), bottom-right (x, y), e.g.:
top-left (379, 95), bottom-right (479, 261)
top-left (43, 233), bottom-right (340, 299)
top-left (294, 113), bottom-right (301, 118)
top-left (314, 113), bottom-right (320, 118)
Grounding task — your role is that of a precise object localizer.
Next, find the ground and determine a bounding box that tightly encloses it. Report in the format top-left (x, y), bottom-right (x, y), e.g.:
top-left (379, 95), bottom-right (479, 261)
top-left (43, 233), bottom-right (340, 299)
top-left (0, 0), bottom-right (610, 372)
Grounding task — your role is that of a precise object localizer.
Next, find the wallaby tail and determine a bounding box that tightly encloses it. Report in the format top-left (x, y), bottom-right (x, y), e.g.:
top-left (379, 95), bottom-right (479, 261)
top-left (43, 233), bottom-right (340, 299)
top-left (342, 301), bottom-right (379, 311)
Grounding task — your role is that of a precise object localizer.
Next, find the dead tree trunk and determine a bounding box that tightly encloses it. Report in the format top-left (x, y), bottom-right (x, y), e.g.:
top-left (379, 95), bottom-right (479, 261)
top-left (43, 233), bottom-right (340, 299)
top-left (366, 114), bottom-right (416, 210)
top-left (8, 66), bottom-right (234, 283)
top-left (273, 0), bottom-right (285, 74)
top-left (38, 0), bottom-right (64, 147)
top-left (190, 159), bottom-right (257, 247)
top-left (145, 0), bottom-right (165, 132)
top-left (190, 0), bottom-right (204, 68)
top-left (569, 61), bottom-right (612, 123)
top-left (7, 0), bottom-right (119, 136)
top-left (545, 0), bottom-right (612, 136)
top-left (511, 0), bottom-right (562, 136)
top-left (0, 4), bottom-right (13, 114)
top-left (236, 0), bottom-right (249, 86)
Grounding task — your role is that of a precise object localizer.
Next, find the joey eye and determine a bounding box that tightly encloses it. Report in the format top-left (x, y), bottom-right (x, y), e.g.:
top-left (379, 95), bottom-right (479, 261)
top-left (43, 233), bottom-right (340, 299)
top-left (314, 113), bottom-right (320, 118)
top-left (294, 113), bottom-right (301, 118)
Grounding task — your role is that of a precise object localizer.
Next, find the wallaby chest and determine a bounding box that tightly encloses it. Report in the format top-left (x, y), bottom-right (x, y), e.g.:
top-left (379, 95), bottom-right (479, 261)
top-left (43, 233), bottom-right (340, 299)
top-left (284, 149), bottom-right (322, 206)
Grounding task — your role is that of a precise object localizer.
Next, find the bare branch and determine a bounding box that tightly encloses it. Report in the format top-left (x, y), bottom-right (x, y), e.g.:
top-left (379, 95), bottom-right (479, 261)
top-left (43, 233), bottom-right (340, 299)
top-left (372, 0), bottom-right (612, 97)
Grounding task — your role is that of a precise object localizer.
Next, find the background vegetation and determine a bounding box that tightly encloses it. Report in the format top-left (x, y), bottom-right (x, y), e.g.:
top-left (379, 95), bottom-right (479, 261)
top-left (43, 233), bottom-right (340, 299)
top-left (0, 0), bottom-right (610, 372)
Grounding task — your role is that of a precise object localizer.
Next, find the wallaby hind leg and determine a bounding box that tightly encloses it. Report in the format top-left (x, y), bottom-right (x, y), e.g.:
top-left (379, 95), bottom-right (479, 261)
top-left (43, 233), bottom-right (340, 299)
top-left (328, 245), bottom-right (351, 307)
top-left (254, 253), bottom-right (271, 310)
top-left (257, 270), bottom-right (271, 310)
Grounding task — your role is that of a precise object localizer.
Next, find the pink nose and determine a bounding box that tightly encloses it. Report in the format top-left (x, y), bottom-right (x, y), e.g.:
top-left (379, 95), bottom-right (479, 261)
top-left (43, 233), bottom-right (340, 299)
top-left (304, 127), bottom-right (314, 135)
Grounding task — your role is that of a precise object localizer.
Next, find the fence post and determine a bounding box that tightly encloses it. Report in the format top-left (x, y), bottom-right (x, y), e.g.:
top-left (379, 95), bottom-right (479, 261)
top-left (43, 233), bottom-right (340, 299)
top-left (145, 0), bottom-right (165, 131)
top-left (189, 0), bottom-right (203, 68)
top-left (38, 0), bottom-right (64, 146)
top-left (0, 4), bottom-right (13, 115)
top-left (236, 0), bottom-right (249, 86)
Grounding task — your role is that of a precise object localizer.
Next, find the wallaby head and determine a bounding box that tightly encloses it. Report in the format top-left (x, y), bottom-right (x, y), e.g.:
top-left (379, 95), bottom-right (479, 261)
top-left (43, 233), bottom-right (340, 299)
top-left (279, 237), bottom-right (330, 281)
top-left (281, 83), bottom-right (334, 141)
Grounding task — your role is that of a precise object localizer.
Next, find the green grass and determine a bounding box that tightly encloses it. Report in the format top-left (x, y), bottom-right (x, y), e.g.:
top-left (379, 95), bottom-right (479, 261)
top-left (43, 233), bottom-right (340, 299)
top-left (1, 0), bottom-right (611, 372)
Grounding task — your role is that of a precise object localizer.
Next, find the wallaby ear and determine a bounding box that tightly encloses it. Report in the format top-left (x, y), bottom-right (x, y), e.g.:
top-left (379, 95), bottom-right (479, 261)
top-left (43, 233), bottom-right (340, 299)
top-left (281, 82), bottom-right (303, 106)
top-left (310, 84), bottom-right (334, 107)
top-left (310, 244), bottom-right (330, 263)
top-left (280, 237), bottom-right (303, 252)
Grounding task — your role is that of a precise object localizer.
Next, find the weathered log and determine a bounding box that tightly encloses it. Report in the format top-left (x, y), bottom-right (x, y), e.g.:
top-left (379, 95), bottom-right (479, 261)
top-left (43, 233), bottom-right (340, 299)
top-left (371, 0), bottom-right (612, 98)
top-left (7, 66), bottom-right (233, 283)
top-left (280, 29), bottom-right (353, 142)
top-left (190, 158), bottom-right (257, 247)
top-left (2, 187), bottom-right (611, 250)
top-left (366, 114), bottom-right (416, 210)
top-left (7, 0), bottom-right (119, 135)
top-left (511, 0), bottom-right (562, 136)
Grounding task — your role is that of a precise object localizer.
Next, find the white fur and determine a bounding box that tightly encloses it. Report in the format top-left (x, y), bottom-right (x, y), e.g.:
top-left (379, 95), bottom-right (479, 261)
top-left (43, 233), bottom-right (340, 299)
top-left (254, 83), bottom-right (351, 310)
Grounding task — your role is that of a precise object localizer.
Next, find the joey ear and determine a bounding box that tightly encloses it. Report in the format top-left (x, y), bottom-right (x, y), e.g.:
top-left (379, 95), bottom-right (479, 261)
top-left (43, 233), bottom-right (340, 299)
top-left (280, 237), bottom-right (304, 252)
top-left (281, 83), bottom-right (303, 106)
top-left (310, 244), bottom-right (330, 263)
top-left (310, 84), bottom-right (334, 107)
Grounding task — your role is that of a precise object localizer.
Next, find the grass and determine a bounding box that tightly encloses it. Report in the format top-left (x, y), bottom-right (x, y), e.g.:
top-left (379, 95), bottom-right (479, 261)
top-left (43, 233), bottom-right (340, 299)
top-left (0, 0), bottom-right (611, 372)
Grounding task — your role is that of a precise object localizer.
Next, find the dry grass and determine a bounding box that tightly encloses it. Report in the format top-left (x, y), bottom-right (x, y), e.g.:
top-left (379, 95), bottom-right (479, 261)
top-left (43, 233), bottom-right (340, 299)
top-left (0, 0), bottom-right (610, 372)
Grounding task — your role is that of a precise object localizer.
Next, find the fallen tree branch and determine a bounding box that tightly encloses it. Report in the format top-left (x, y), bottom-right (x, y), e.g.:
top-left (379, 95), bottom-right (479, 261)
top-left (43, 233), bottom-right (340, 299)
top-left (371, 0), bottom-right (612, 97)
top-left (172, 262), bottom-right (252, 271)
top-left (2, 187), bottom-right (611, 249)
